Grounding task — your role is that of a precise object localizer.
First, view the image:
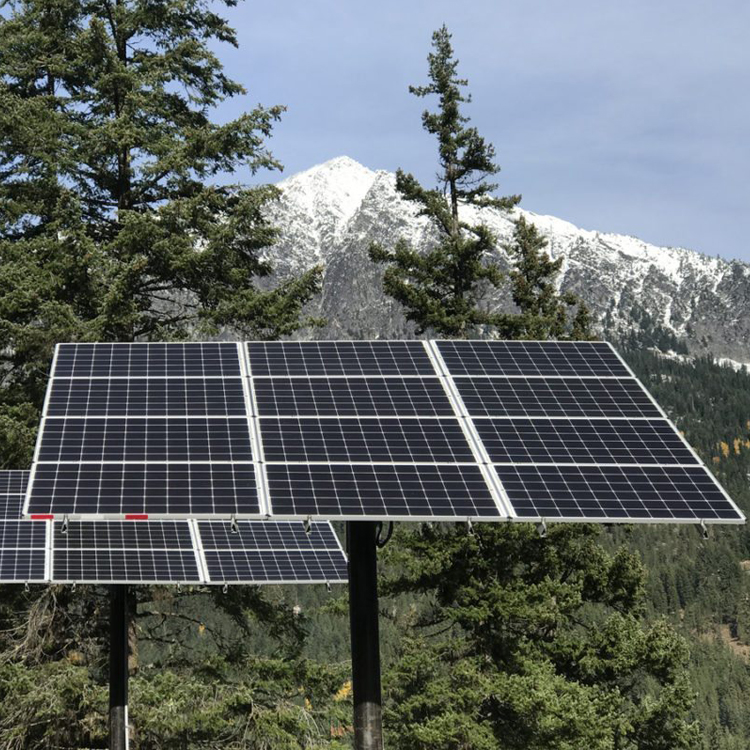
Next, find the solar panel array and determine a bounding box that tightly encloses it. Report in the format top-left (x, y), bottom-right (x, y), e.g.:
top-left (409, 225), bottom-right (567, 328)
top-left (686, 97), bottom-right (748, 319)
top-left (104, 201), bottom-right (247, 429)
top-left (23, 340), bottom-right (744, 525)
top-left (3, 472), bottom-right (346, 584)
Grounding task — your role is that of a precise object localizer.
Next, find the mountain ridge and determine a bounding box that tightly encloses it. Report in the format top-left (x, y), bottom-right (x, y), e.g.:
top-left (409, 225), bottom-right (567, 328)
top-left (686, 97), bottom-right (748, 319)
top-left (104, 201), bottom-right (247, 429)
top-left (266, 156), bottom-right (750, 364)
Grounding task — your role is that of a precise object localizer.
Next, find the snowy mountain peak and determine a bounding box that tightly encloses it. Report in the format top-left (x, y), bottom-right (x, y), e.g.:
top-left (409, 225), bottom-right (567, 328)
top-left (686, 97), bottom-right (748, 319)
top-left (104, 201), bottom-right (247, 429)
top-left (267, 157), bottom-right (750, 364)
top-left (278, 156), bottom-right (377, 225)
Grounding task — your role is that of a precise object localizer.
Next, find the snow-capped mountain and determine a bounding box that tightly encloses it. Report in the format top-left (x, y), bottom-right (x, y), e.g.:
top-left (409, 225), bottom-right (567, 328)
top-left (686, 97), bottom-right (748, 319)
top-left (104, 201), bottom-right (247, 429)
top-left (267, 156), bottom-right (750, 364)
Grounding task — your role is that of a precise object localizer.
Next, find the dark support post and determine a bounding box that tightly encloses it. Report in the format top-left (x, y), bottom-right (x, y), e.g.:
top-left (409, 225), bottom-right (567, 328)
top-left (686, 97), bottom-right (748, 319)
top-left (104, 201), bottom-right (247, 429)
top-left (109, 584), bottom-right (129, 750)
top-left (347, 521), bottom-right (383, 750)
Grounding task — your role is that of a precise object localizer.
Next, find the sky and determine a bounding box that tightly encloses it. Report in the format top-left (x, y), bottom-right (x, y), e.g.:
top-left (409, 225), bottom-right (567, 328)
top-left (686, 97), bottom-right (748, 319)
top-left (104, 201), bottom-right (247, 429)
top-left (214, 0), bottom-right (750, 263)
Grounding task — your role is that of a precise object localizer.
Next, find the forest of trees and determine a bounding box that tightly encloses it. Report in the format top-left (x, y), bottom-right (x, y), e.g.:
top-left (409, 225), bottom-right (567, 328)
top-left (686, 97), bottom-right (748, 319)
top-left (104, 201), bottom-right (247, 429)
top-left (1, 3), bottom-right (749, 749)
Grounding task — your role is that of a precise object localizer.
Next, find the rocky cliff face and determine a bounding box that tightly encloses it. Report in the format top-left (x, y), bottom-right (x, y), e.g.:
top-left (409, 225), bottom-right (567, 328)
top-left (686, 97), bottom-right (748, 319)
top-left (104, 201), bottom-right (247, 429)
top-left (266, 156), bottom-right (750, 364)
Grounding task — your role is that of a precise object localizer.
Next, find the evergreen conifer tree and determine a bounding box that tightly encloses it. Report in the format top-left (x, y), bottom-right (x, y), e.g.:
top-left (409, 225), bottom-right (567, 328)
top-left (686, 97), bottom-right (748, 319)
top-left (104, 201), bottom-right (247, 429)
top-left (374, 25), bottom-right (698, 748)
top-left (0, 2), bottom-right (336, 745)
top-left (501, 214), bottom-right (592, 339)
top-left (369, 24), bottom-right (519, 337)
top-left (0, 0), bottom-right (322, 467)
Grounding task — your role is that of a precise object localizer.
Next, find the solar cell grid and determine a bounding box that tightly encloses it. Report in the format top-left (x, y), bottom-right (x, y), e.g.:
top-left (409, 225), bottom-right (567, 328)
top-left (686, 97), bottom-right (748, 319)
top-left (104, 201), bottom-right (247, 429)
top-left (54, 521), bottom-right (193, 549)
top-left (0, 494), bottom-right (23, 521)
top-left (475, 418), bottom-right (697, 465)
top-left (0, 549), bottom-right (46, 582)
top-left (0, 470), bottom-right (28, 495)
top-left (253, 377), bottom-right (455, 417)
top-left (197, 520), bottom-right (341, 551)
top-left (30, 463), bottom-right (259, 517)
top-left (247, 341), bottom-right (435, 377)
top-left (259, 417), bottom-right (475, 463)
top-left (437, 340), bottom-right (630, 377)
top-left (454, 377), bottom-right (661, 418)
top-left (496, 465), bottom-right (739, 521)
top-left (39, 418), bottom-right (253, 463)
top-left (203, 549), bottom-right (348, 583)
top-left (266, 463), bottom-right (501, 519)
top-left (53, 549), bottom-right (201, 583)
top-left (0, 521), bottom-right (47, 549)
top-left (54, 342), bottom-right (241, 378)
top-left (46, 378), bottom-right (247, 417)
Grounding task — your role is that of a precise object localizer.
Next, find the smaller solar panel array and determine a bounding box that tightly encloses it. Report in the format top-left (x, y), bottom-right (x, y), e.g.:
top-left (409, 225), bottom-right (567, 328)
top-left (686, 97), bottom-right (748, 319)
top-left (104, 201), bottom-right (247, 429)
top-left (2, 472), bottom-right (347, 585)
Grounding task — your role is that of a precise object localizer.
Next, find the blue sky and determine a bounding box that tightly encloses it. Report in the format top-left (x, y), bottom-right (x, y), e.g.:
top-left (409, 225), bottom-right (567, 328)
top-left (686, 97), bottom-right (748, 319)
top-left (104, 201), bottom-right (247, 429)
top-left (215, 1), bottom-right (750, 263)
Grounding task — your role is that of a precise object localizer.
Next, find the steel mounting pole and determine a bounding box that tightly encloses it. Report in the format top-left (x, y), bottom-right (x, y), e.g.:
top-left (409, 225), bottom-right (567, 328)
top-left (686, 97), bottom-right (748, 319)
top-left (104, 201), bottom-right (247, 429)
top-left (347, 521), bottom-right (384, 750)
top-left (109, 584), bottom-right (129, 750)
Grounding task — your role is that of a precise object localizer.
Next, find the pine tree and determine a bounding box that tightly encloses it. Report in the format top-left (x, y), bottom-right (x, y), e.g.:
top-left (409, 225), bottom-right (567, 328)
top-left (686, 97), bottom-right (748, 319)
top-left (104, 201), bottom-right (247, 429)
top-left (369, 24), bottom-right (520, 337)
top-left (0, 0), bottom-right (322, 467)
top-left (0, 3), bottom-right (336, 746)
top-left (500, 214), bottom-right (592, 339)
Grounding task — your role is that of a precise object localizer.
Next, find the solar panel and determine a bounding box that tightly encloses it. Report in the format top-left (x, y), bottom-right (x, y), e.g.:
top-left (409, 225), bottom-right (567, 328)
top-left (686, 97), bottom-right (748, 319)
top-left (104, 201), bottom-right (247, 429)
top-left (452, 377), bottom-right (661, 418)
top-left (253, 377), bottom-right (454, 417)
top-left (475, 418), bottom-right (696, 465)
top-left (436, 340), bottom-right (630, 377)
top-left (197, 520), bottom-right (348, 584)
top-left (53, 549), bottom-right (202, 583)
top-left (266, 464), bottom-right (501, 520)
top-left (0, 548), bottom-right (47, 582)
top-left (39, 418), bottom-right (253, 462)
top-left (23, 340), bottom-right (744, 525)
top-left (496, 465), bottom-right (739, 521)
top-left (54, 342), bottom-right (241, 378)
top-left (46, 378), bottom-right (247, 417)
top-left (247, 341), bottom-right (434, 376)
top-left (30, 463), bottom-right (259, 517)
top-left (260, 417), bottom-right (475, 463)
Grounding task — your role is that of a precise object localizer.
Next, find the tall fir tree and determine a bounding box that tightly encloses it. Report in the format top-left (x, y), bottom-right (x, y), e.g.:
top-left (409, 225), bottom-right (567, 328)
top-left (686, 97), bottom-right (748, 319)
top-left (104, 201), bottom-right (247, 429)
top-left (369, 24), bottom-right (590, 340)
top-left (0, 0), bottom-right (322, 469)
top-left (372, 25), bottom-right (696, 749)
top-left (369, 24), bottom-right (520, 337)
top-left (0, 2), bottom-right (338, 746)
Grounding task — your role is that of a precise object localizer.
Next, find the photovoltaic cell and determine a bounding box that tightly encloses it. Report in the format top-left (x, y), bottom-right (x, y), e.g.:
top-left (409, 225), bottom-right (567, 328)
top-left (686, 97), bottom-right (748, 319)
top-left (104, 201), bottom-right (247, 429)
top-left (260, 417), bottom-right (475, 463)
top-left (39, 418), bottom-right (253, 463)
top-left (53, 549), bottom-right (201, 583)
top-left (54, 342), bottom-right (241, 378)
top-left (437, 340), bottom-right (630, 377)
top-left (266, 463), bottom-right (500, 519)
top-left (46, 378), bottom-right (247, 417)
top-left (0, 471), bottom-right (28, 495)
top-left (454, 377), bottom-right (661, 418)
top-left (475, 418), bottom-right (696, 465)
top-left (203, 549), bottom-right (347, 584)
top-left (53, 521), bottom-right (193, 550)
top-left (30, 463), bottom-right (259, 517)
top-left (253, 377), bottom-right (454, 417)
top-left (0, 520), bottom-right (47, 583)
top-left (197, 520), bottom-right (340, 551)
top-left (496, 465), bottom-right (739, 521)
top-left (247, 341), bottom-right (435, 376)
